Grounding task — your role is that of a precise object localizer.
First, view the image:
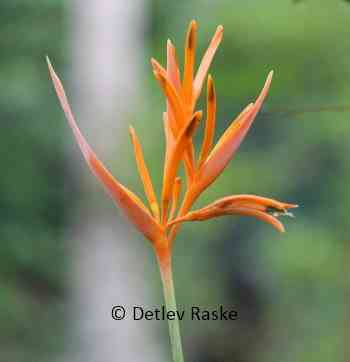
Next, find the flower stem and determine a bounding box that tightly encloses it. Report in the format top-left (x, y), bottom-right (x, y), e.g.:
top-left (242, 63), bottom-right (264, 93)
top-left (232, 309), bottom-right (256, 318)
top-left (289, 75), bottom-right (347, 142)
top-left (156, 246), bottom-right (184, 362)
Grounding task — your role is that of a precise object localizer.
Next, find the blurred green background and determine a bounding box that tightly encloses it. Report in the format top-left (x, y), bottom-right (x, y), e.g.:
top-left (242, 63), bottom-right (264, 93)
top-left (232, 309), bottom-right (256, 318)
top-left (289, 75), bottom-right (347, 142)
top-left (1, 0), bottom-right (350, 361)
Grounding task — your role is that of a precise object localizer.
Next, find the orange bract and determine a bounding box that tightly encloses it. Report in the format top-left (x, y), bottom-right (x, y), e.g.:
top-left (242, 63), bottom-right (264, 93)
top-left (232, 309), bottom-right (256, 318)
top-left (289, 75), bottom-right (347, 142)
top-left (47, 20), bottom-right (297, 252)
top-left (169, 195), bottom-right (298, 233)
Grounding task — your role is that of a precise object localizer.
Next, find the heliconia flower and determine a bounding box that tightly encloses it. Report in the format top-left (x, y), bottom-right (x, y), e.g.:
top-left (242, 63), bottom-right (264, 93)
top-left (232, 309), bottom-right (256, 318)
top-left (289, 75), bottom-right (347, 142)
top-left (48, 20), bottom-right (298, 362)
top-left (47, 20), bottom-right (297, 255)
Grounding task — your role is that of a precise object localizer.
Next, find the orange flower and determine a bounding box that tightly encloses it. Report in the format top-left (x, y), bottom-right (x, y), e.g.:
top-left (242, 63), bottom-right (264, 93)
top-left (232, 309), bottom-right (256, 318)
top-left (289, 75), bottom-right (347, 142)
top-left (47, 20), bottom-right (297, 258)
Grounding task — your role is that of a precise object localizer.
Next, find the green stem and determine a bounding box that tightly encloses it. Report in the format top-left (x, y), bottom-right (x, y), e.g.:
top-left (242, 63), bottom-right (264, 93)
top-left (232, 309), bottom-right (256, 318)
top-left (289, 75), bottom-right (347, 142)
top-left (156, 247), bottom-right (184, 362)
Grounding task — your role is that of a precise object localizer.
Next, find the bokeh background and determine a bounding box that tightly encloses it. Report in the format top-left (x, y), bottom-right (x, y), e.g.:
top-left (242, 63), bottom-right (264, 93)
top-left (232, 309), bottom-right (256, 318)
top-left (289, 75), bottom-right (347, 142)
top-left (1, 0), bottom-right (350, 361)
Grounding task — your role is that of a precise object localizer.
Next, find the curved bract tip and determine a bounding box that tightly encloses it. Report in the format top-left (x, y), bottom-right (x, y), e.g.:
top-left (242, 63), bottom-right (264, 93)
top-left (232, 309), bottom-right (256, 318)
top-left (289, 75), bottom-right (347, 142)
top-left (169, 194), bottom-right (296, 233)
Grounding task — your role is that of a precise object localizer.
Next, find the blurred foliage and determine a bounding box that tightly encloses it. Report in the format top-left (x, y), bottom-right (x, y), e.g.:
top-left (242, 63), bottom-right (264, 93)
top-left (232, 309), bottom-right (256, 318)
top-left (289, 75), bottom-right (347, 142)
top-left (1, 0), bottom-right (350, 361)
top-left (0, 1), bottom-right (68, 361)
top-left (147, 1), bottom-right (350, 362)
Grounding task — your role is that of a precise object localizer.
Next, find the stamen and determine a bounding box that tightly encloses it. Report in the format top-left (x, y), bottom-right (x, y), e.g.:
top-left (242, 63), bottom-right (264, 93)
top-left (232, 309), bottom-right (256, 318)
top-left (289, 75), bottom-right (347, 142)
top-left (266, 207), bottom-right (295, 218)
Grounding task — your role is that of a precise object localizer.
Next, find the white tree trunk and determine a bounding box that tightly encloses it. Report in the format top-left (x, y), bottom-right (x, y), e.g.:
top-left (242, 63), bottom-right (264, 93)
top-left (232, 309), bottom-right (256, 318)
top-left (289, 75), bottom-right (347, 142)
top-left (64, 1), bottom-right (164, 361)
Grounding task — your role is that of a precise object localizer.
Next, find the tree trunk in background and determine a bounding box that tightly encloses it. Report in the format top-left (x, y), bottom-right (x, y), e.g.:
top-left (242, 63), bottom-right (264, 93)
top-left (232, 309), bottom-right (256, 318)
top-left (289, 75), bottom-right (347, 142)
top-left (65, 1), bottom-right (163, 361)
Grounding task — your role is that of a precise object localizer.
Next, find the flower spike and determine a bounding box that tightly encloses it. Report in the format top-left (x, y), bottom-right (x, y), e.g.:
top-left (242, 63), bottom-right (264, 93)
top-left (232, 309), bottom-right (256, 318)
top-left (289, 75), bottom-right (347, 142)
top-left (48, 20), bottom-right (296, 257)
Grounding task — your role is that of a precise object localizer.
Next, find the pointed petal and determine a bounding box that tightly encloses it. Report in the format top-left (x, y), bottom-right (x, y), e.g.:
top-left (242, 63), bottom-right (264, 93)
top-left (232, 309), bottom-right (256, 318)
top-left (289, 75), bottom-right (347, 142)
top-left (198, 75), bottom-right (216, 167)
top-left (151, 59), bottom-right (196, 179)
top-left (213, 194), bottom-right (298, 211)
top-left (183, 20), bottom-right (197, 105)
top-left (169, 206), bottom-right (286, 232)
top-left (151, 57), bottom-right (168, 77)
top-left (209, 103), bottom-right (254, 155)
top-left (169, 177), bottom-right (182, 221)
top-left (162, 113), bottom-right (195, 209)
top-left (163, 112), bottom-right (175, 165)
top-left (162, 98), bottom-right (195, 183)
top-left (166, 40), bottom-right (183, 142)
top-left (129, 126), bottom-right (160, 220)
top-left (197, 72), bottom-right (273, 193)
top-left (165, 40), bottom-right (196, 179)
top-left (162, 104), bottom-right (195, 183)
top-left (162, 111), bottom-right (202, 222)
top-left (167, 39), bottom-right (182, 92)
top-left (47, 57), bottom-right (164, 243)
top-left (152, 59), bottom-right (185, 131)
top-left (193, 25), bottom-right (223, 102)
top-left (169, 194), bottom-right (297, 233)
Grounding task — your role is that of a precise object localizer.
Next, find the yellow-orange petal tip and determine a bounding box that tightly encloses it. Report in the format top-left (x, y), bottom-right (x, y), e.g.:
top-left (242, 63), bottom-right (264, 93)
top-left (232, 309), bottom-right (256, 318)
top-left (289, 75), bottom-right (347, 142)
top-left (190, 19), bottom-right (197, 28)
top-left (285, 203), bottom-right (299, 209)
top-left (150, 58), bottom-right (161, 70)
top-left (46, 56), bottom-right (54, 72)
